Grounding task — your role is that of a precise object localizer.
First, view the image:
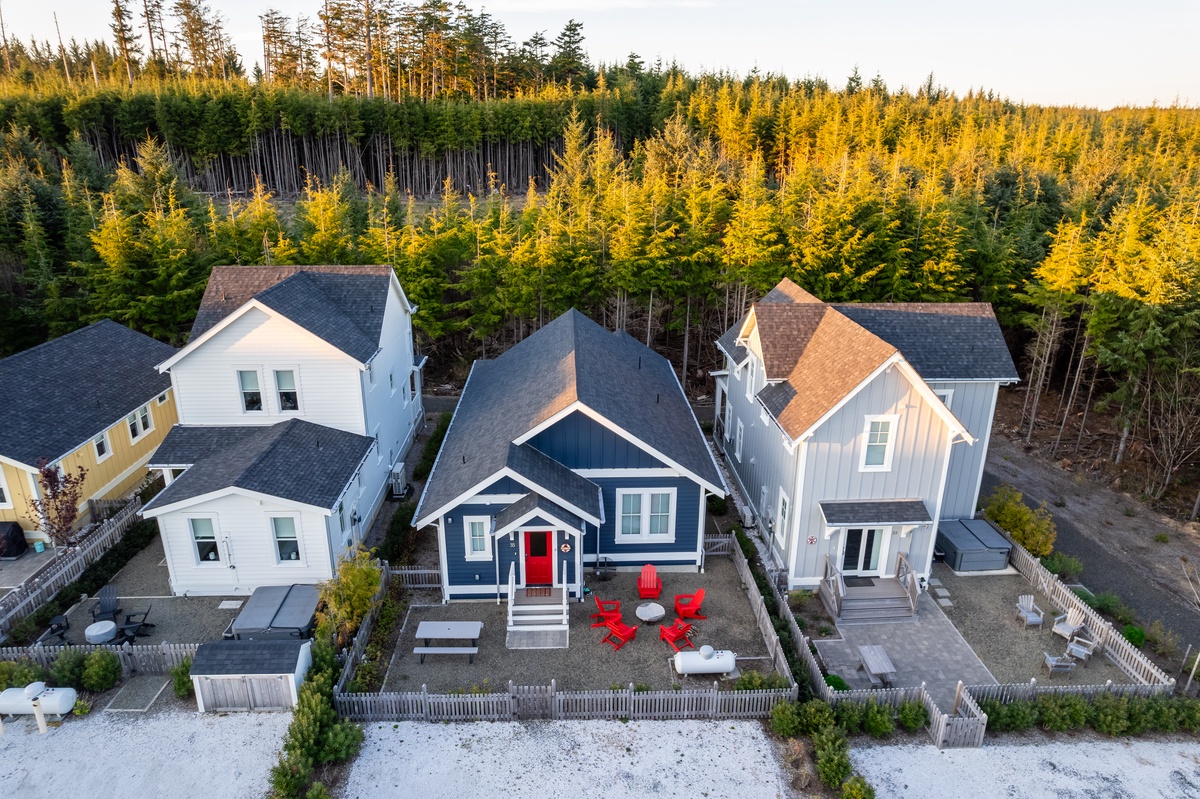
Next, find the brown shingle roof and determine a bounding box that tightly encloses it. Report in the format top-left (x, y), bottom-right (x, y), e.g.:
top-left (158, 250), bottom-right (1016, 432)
top-left (761, 277), bottom-right (823, 304)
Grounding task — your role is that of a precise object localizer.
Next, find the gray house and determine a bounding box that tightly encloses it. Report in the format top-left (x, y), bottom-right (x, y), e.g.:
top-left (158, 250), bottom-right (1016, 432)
top-left (714, 279), bottom-right (1017, 620)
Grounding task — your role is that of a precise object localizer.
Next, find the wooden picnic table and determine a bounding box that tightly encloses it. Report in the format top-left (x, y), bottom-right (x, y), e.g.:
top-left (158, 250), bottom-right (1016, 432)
top-left (415, 620), bottom-right (483, 647)
top-left (858, 644), bottom-right (897, 687)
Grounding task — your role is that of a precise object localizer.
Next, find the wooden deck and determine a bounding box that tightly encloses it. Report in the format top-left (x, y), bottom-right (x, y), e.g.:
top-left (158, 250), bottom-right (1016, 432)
top-left (836, 577), bottom-right (916, 622)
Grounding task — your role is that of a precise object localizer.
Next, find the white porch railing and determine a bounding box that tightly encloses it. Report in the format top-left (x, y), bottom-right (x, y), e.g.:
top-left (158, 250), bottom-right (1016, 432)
top-left (505, 562), bottom-right (516, 629)
top-left (561, 559), bottom-right (569, 625)
top-left (819, 555), bottom-right (845, 618)
top-left (896, 552), bottom-right (919, 613)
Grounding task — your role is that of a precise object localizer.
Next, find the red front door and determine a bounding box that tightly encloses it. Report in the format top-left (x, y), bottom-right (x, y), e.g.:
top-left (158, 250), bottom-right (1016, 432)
top-left (524, 531), bottom-right (553, 585)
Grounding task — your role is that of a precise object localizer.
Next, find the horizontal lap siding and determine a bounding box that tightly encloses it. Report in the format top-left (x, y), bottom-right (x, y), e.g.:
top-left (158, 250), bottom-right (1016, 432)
top-left (526, 411), bottom-right (664, 469)
top-left (171, 308), bottom-right (366, 434)
top-left (443, 503), bottom-right (521, 589)
top-left (157, 494), bottom-right (333, 595)
top-left (361, 283), bottom-right (422, 476)
top-left (593, 476), bottom-right (701, 566)
top-left (929, 381), bottom-right (998, 520)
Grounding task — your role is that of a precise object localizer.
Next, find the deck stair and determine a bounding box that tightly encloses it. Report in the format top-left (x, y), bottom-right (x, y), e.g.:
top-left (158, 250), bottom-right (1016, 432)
top-left (838, 579), bottom-right (917, 622)
top-left (505, 564), bottom-right (570, 649)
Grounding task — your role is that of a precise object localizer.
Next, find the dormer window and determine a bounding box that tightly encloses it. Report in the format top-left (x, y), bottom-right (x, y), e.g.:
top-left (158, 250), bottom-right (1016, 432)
top-left (860, 415), bottom-right (898, 472)
top-left (238, 370), bottom-right (263, 412)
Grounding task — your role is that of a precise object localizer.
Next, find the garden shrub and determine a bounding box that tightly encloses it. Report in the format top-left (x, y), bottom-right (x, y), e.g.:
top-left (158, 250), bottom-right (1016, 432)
top-left (317, 547), bottom-right (382, 647)
top-left (1088, 693), bottom-right (1129, 736)
top-left (170, 656), bottom-right (194, 698)
top-left (1037, 694), bottom-right (1087, 732)
top-left (840, 775), bottom-right (876, 799)
top-left (269, 752), bottom-right (312, 799)
top-left (81, 650), bottom-right (122, 692)
top-left (1091, 591), bottom-right (1122, 616)
top-left (1114, 604), bottom-right (1138, 626)
top-left (981, 699), bottom-right (1038, 732)
top-left (897, 699), bottom-right (929, 731)
top-left (1122, 625), bottom-right (1145, 648)
top-left (1124, 697), bottom-right (1153, 736)
top-left (796, 699), bottom-right (836, 736)
top-left (706, 494), bottom-right (728, 517)
top-left (1145, 620), bottom-right (1180, 658)
top-left (833, 700), bottom-right (864, 734)
top-left (304, 783), bottom-right (333, 799)
top-left (824, 674), bottom-right (850, 691)
top-left (733, 670), bottom-right (788, 691)
top-left (0, 659), bottom-right (48, 690)
top-left (411, 413), bottom-right (450, 480)
top-left (983, 485), bottom-right (1056, 557)
top-left (1174, 697), bottom-right (1200, 733)
top-left (862, 697), bottom-right (894, 738)
top-left (318, 718), bottom-right (364, 763)
top-left (378, 502), bottom-right (418, 566)
top-left (72, 698), bottom-right (91, 715)
top-left (50, 650), bottom-right (88, 689)
top-left (1073, 588), bottom-right (1097, 608)
top-left (813, 726), bottom-right (853, 789)
top-left (769, 701), bottom-right (802, 738)
top-left (734, 525), bottom-right (756, 561)
top-left (1040, 552), bottom-right (1083, 581)
top-left (1146, 695), bottom-right (1179, 733)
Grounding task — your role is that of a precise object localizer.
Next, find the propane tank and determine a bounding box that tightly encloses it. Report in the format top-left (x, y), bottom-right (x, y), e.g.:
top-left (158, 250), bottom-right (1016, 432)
top-left (673, 645), bottom-right (738, 675)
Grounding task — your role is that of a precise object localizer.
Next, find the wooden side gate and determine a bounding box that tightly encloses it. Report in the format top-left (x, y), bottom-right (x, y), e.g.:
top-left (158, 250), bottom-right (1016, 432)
top-left (510, 682), bottom-right (554, 720)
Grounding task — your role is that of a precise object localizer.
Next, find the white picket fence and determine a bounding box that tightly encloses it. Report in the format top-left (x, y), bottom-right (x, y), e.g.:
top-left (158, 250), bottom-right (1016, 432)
top-left (0, 641), bottom-right (198, 676)
top-left (966, 678), bottom-right (1170, 704)
top-left (703, 532), bottom-right (734, 556)
top-left (0, 498), bottom-right (143, 637)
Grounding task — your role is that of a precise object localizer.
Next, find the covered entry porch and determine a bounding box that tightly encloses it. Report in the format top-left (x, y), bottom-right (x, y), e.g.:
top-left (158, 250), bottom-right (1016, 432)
top-left (817, 499), bottom-right (929, 622)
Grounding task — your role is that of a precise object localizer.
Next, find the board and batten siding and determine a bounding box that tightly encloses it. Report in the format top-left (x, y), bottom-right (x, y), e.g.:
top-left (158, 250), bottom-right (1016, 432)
top-left (792, 365), bottom-right (956, 584)
top-left (928, 380), bottom-right (999, 520)
top-left (525, 411), bottom-right (666, 469)
top-left (169, 307), bottom-right (367, 434)
top-left (156, 493), bottom-right (335, 596)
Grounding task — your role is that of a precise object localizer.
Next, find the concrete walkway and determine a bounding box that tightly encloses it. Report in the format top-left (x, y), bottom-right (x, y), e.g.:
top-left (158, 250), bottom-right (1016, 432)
top-left (815, 593), bottom-right (996, 707)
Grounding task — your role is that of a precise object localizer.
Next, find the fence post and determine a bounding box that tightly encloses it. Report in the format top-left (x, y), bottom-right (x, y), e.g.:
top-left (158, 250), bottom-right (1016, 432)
top-left (509, 680), bottom-right (518, 721)
top-left (627, 683), bottom-right (635, 720)
top-left (422, 684), bottom-right (430, 722)
top-left (550, 679), bottom-right (558, 720)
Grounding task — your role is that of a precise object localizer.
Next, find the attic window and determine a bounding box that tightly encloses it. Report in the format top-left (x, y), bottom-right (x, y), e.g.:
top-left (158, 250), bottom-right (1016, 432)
top-left (156, 393), bottom-right (168, 405)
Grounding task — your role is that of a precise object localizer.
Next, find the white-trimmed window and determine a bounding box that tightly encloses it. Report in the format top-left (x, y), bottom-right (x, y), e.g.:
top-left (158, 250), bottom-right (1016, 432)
top-left (723, 400), bottom-right (733, 441)
top-left (860, 415), bottom-right (899, 472)
top-left (93, 431), bottom-right (112, 463)
top-left (0, 468), bottom-right (10, 508)
top-left (409, 372), bottom-right (417, 402)
top-left (463, 516), bottom-right (492, 561)
top-left (735, 419), bottom-right (744, 462)
top-left (389, 370), bottom-right (396, 395)
top-left (156, 392), bottom-right (168, 405)
top-left (615, 488), bottom-right (677, 543)
top-left (776, 490), bottom-right (789, 545)
top-left (126, 403), bottom-right (153, 443)
top-left (190, 517), bottom-right (220, 564)
top-left (271, 516), bottom-right (301, 562)
top-left (373, 426), bottom-right (383, 463)
top-left (275, 369), bottom-right (299, 412)
top-left (933, 389), bottom-right (954, 411)
top-left (744, 358), bottom-right (756, 399)
top-left (238, 370), bottom-right (263, 412)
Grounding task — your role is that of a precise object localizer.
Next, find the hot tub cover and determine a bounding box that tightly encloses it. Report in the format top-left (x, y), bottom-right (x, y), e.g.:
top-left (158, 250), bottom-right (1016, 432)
top-left (230, 584), bottom-right (319, 639)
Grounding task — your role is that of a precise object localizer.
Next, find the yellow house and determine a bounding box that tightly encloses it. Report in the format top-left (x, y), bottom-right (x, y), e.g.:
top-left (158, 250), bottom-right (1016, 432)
top-left (0, 320), bottom-right (178, 540)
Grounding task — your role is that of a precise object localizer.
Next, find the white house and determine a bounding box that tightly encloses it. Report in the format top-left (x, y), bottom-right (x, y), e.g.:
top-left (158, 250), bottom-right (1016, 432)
top-left (714, 279), bottom-right (1017, 620)
top-left (141, 266), bottom-right (425, 595)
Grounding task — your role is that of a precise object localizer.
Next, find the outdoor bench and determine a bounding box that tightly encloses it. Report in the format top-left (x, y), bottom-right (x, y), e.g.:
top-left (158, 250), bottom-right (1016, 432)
top-left (413, 645), bottom-right (479, 664)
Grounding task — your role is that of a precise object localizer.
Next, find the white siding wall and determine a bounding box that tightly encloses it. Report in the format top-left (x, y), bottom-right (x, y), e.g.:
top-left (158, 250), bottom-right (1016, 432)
top-left (929, 380), bottom-right (999, 520)
top-left (170, 307), bottom-right (367, 433)
top-left (156, 494), bottom-right (335, 596)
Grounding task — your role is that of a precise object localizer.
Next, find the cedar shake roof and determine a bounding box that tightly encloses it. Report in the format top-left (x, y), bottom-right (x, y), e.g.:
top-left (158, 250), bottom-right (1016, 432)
top-left (190, 265), bottom-right (394, 362)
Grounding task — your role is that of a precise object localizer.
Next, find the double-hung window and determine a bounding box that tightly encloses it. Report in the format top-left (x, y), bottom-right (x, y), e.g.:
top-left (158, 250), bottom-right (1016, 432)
top-left (735, 419), bottom-right (745, 462)
top-left (463, 516), bottom-right (492, 561)
top-left (93, 431), bottom-right (112, 462)
top-left (776, 491), bottom-right (789, 545)
top-left (190, 518), bottom-right (219, 563)
top-left (272, 516), bottom-right (300, 562)
top-left (275, 369), bottom-right (299, 411)
top-left (615, 488), bottom-right (677, 543)
top-left (238, 370), bottom-right (263, 412)
top-left (861, 415), bottom-right (898, 471)
top-left (127, 404), bottom-right (153, 443)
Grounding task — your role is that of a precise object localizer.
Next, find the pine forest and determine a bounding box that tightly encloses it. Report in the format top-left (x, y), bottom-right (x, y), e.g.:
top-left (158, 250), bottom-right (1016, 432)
top-left (2, 2), bottom-right (1200, 513)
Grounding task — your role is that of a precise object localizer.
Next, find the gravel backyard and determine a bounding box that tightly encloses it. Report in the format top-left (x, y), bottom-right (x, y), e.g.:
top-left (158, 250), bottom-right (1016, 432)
top-left (342, 719), bottom-right (790, 799)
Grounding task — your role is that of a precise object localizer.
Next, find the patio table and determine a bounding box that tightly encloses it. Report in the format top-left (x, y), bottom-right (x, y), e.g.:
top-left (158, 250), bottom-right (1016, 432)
top-left (635, 602), bottom-right (666, 625)
top-left (415, 621), bottom-right (483, 647)
top-left (858, 644), bottom-right (897, 687)
top-left (85, 620), bottom-right (116, 644)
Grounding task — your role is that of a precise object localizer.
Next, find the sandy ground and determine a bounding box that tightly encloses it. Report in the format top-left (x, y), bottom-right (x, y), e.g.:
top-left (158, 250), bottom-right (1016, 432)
top-left (342, 720), bottom-right (790, 799)
top-left (853, 737), bottom-right (1200, 799)
top-left (0, 708), bottom-right (289, 799)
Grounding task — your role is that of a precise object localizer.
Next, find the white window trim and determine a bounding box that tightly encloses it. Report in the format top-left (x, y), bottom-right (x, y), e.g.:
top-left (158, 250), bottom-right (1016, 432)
top-left (269, 513), bottom-right (305, 565)
top-left (235, 367), bottom-right (266, 415)
top-left (188, 515), bottom-right (222, 566)
top-left (723, 401), bottom-right (733, 441)
top-left (614, 487), bottom-right (678, 544)
top-left (776, 489), bottom-right (789, 545)
top-left (744, 357), bottom-right (755, 400)
top-left (156, 392), bottom-right (168, 405)
top-left (273, 367), bottom-right (303, 415)
top-left (463, 515), bottom-right (493, 561)
top-left (735, 419), bottom-right (745, 462)
top-left (93, 431), bottom-right (113, 463)
top-left (389, 369), bottom-right (397, 396)
top-left (373, 426), bottom-right (383, 464)
top-left (0, 467), bottom-right (11, 509)
top-left (859, 414), bottom-right (900, 472)
top-left (933, 389), bottom-right (954, 411)
top-left (127, 403), bottom-right (154, 445)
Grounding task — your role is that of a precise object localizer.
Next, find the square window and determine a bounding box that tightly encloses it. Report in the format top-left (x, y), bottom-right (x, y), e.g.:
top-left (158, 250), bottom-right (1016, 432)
top-left (157, 393), bottom-right (168, 405)
top-left (616, 489), bottom-right (676, 543)
top-left (238, 370), bottom-right (262, 412)
top-left (272, 517), bottom-right (300, 561)
top-left (190, 518), bottom-right (219, 563)
top-left (275, 369), bottom-right (298, 411)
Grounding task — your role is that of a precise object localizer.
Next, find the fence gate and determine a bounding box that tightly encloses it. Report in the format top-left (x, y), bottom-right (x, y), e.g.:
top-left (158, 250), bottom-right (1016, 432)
top-left (510, 682), bottom-right (555, 720)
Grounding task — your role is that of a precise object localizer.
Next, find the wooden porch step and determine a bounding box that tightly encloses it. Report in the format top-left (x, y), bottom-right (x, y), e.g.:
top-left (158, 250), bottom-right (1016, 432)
top-left (510, 614), bottom-right (566, 625)
top-left (506, 627), bottom-right (570, 649)
top-left (840, 606), bottom-right (915, 621)
top-left (514, 588), bottom-right (564, 605)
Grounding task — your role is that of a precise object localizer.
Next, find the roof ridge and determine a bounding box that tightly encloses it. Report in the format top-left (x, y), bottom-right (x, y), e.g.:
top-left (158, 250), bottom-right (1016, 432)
top-left (232, 420), bottom-right (302, 485)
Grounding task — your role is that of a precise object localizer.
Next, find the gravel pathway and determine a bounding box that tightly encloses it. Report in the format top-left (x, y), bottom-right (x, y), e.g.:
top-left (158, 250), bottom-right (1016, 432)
top-left (343, 719), bottom-right (789, 799)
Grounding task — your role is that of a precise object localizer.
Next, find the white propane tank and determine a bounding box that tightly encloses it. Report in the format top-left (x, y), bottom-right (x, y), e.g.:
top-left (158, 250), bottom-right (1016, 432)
top-left (0, 682), bottom-right (77, 718)
top-left (673, 645), bottom-right (738, 675)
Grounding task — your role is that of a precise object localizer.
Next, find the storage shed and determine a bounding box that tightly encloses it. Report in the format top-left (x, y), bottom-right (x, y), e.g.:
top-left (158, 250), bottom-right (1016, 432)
top-left (229, 584), bottom-right (320, 640)
top-left (190, 639), bottom-right (312, 712)
top-left (936, 519), bottom-right (1012, 572)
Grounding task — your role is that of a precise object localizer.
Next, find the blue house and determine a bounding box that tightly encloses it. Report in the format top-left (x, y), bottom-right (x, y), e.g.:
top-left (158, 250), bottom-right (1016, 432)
top-left (414, 309), bottom-right (725, 648)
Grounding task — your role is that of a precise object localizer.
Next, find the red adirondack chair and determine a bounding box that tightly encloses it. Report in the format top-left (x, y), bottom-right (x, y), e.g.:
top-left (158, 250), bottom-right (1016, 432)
top-left (658, 617), bottom-right (695, 653)
top-left (638, 564), bottom-right (662, 599)
top-left (674, 588), bottom-right (706, 620)
top-left (600, 620), bottom-right (638, 651)
top-left (590, 596), bottom-right (622, 628)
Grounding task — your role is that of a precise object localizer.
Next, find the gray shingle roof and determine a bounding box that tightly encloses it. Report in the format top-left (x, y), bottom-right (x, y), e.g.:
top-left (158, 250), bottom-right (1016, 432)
top-left (415, 309), bottom-right (724, 525)
top-left (494, 492), bottom-right (585, 534)
top-left (819, 499), bottom-right (933, 527)
top-left (142, 420), bottom-right (373, 512)
top-left (506, 443), bottom-right (600, 521)
top-left (190, 639), bottom-right (305, 676)
top-left (715, 325), bottom-right (748, 365)
top-left (190, 266), bottom-right (393, 363)
top-left (0, 320), bottom-right (175, 466)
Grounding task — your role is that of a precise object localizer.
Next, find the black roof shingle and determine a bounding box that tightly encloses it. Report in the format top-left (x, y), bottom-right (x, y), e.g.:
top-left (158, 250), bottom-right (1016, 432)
top-left (190, 639), bottom-right (305, 676)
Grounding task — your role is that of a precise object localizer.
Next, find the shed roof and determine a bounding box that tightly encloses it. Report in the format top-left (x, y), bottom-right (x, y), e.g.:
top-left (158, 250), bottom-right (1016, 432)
top-left (819, 499), bottom-right (933, 527)
top-left (0, 320), bottom-right (175, 466)
top-left (190, 639), bottom-right (305, 676)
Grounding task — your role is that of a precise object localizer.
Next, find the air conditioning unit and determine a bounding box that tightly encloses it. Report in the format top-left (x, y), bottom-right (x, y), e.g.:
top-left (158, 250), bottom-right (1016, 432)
top-left (739, 506), bottom-right (756, 529)
top-left (388, 463), bottom-right (411, 500)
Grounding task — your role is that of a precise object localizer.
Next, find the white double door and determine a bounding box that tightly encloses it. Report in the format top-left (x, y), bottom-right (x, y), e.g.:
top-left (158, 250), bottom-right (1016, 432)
top-left (840, 527), bottom-right (890, 576)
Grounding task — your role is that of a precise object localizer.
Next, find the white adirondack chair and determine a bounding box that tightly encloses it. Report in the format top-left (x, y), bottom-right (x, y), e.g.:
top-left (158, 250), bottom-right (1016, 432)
top-left (1015, 595), bottom-right (1044, 628)
top-left (1052, 608), bottom-right (1085, 641)
top-left (1042, 651), bottom-right (1077, 679)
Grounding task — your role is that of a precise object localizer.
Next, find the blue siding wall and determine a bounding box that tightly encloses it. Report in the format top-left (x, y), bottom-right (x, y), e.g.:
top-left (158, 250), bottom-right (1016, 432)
top-left (526, 411), bottom-right (665, 469)
top-left (476, 475), bottom-right (525, 495)
top-left (443, 507), bottom-right (577, 589)
top-left (588, 476), bottom-right (702, 566)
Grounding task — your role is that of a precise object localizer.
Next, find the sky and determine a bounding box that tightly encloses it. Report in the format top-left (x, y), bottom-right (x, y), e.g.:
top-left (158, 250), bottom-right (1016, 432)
top-left (5, 0), bottom-right (1198, 109)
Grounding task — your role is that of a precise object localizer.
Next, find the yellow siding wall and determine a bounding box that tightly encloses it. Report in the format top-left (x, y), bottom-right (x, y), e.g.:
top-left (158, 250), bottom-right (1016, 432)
top-left (0, 389), bottom-right (178, 535)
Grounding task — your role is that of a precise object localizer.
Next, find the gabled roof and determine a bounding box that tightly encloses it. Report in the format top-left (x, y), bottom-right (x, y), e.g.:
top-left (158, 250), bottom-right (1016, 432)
top-left (505, 443), bottom-right (600, 521)
top-left (493, 492), bottom-right (585, 537)
top-left (187, 266), bottom-right (395, 363)
top-left (142, 419), bottom-right (373, 514)
top-left (415, 309), bottom-right (723, 527)
top-left (190, 640), bottom-right (305, 676)
top-left (0, 320), bottom-right (175, 467)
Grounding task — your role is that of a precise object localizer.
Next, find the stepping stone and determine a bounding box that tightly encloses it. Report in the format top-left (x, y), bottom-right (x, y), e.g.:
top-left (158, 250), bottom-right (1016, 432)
top-left (938, 598), bottom-right (953, 607)
top-left (934, 588), bottom-right (950, 598)
top-left (928, 578), bottom-right (942, 586)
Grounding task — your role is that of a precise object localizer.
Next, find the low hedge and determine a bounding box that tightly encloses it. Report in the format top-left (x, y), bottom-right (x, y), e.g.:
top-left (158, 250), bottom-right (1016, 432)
top-left (980, 693), bottom-right (1200, 736)
top-left (411, 413), bottom-right (451, 480)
